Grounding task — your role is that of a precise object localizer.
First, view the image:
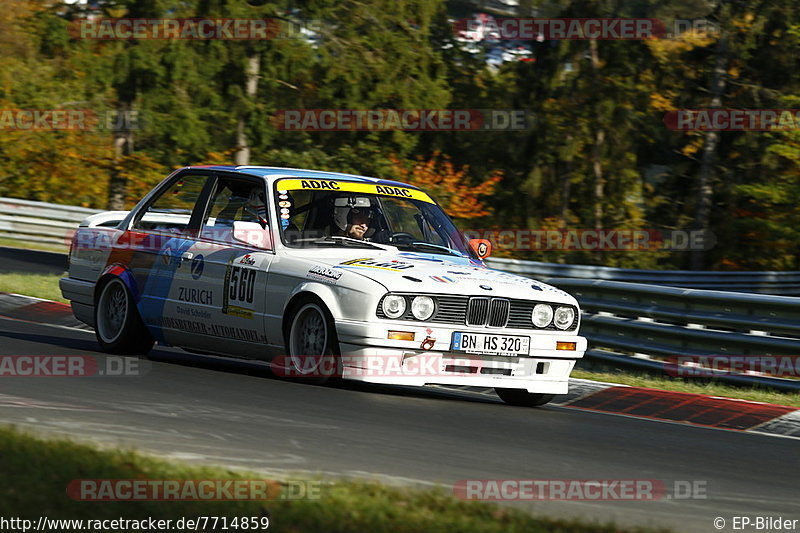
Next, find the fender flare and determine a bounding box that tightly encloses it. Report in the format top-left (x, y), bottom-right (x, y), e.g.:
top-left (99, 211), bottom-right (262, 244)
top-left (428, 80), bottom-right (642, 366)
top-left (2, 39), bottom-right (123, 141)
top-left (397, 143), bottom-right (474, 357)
top-left (97, 264), bottom-right (140, 302)
top-left (284, 281), bottom-right (343, 320)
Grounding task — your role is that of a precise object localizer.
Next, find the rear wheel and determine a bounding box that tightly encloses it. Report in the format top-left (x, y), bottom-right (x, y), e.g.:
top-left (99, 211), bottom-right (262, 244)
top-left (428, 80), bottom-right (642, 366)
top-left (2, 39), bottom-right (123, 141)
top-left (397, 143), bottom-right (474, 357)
top-left (495, 388), bottom-right (554, 407)
top-left (285, 298), bottom-right (340, 384)
top-left (95, 277), bottom-right (154, 355)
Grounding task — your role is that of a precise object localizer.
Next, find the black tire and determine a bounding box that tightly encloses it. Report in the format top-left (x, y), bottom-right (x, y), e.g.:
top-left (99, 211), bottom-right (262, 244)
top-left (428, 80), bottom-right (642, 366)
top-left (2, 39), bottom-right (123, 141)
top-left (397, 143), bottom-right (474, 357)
top-left (283, 296), bottom-right (340, 385)
top-left (94, 277), bottom-right (154, 355)
top-left (495, 388), bottom-right (555, 407)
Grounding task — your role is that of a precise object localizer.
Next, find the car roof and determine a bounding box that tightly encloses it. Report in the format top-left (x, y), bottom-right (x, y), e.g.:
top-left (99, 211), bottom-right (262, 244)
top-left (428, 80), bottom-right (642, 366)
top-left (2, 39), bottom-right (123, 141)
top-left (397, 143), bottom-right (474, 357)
top-left (185, 165), bottom-right (420, 190)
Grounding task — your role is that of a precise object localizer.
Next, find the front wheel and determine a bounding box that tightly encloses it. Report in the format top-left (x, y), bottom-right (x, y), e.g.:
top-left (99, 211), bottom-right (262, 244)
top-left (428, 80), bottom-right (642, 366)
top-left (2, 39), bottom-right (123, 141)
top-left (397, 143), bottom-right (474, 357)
top-left (285, 299), bottom-right (340, 384)
top-left (495, 388), bottom-right (555, 407)
top-left (94, 277), bottom-right (154, 355)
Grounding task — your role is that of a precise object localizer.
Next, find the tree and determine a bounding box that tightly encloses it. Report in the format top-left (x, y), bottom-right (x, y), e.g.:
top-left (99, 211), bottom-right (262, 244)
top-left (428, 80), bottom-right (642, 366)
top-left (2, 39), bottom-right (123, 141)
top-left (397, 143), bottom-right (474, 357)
top-left (389, 152), bottom-right (501, 219)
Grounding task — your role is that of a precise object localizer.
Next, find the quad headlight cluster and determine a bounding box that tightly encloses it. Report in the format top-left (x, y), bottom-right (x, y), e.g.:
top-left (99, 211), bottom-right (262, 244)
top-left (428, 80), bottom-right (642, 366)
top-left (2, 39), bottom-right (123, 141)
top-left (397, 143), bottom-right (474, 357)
top-left (378, 293), bottom-right (576, 330)
top-left (533, 303), bottom-right (575, 330)
top-left (381, 294), bottom-right (435, 321)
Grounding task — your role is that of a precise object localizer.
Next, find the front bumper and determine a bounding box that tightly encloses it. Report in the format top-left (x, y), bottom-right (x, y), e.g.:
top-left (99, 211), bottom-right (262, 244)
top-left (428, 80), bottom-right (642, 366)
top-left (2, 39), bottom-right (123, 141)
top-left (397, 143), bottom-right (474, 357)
top-left (335, 319), bottom-right (586, 394)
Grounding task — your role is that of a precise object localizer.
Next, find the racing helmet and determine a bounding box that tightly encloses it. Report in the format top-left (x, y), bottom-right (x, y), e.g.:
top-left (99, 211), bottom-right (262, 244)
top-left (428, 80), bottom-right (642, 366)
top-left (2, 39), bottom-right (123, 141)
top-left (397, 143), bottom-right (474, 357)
top-left (332, 196), bottom-right (373, 232)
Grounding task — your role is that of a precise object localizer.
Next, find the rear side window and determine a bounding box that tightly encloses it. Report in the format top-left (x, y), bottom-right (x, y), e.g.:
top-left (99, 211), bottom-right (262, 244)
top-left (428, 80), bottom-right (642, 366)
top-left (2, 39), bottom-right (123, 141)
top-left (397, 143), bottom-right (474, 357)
top-left (204, 178), bottom-right (268, 229)
top-left (132, 175), bottom-right (208, 233)
top-left (199, 176), bottom-right (272, 248)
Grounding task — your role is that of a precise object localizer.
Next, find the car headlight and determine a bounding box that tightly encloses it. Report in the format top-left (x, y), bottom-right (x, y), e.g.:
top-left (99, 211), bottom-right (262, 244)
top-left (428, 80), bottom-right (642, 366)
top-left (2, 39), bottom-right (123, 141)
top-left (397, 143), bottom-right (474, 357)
top-left (532, 303), bottom-right (553, 328)
top-left (382, 295), bottom-right (407, 318)
top-left (554, 306), bottom-right (575, 330)
top-left (411, 296), bottom-right (435, 320)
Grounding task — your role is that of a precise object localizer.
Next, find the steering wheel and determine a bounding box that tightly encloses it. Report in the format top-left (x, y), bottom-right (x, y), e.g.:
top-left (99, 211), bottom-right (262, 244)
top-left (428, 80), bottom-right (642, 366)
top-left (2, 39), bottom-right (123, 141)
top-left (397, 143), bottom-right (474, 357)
top-left (388, 232), bottom-right (417, 245)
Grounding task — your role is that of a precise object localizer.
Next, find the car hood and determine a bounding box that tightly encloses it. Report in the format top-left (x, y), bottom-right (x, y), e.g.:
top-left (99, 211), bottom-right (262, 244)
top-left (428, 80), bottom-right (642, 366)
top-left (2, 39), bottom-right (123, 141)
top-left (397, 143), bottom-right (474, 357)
top-left (291, 249), bottom-right (578, 305)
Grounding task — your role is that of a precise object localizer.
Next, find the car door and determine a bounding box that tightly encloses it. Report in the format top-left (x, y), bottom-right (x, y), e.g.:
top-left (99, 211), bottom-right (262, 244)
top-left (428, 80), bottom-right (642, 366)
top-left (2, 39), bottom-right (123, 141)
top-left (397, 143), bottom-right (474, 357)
top-left (175, 174), bottom-right (275, 358)
top-left (126, 171), bottom-right (213, 347)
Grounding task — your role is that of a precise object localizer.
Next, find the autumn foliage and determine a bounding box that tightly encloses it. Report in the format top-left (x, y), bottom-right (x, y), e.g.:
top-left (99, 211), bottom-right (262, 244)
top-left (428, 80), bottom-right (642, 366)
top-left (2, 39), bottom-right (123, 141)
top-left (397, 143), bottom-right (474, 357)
top-left (2, 0), bottom-right (800, 269)
top-left (389, 152), bottom-right (502, 219)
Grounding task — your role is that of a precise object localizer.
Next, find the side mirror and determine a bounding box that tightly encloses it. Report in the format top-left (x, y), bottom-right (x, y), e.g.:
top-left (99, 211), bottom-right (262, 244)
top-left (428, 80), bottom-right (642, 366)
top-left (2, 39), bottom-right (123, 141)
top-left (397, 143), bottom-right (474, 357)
top-left (232, 221), bottom-right (272, 250)
top-left (469, 238), bottom-right (491, 259)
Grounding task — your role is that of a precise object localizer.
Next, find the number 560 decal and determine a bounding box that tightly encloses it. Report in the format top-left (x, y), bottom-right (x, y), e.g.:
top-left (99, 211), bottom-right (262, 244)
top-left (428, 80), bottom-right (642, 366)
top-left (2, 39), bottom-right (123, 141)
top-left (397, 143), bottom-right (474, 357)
top-left (223, 263), bottom-right (257, 319)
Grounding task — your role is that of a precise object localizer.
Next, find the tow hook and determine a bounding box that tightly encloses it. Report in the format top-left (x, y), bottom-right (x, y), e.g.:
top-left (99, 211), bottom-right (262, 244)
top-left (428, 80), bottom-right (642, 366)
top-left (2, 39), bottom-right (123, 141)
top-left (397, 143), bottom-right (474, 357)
top-left (420, 336), bottom-right (435, 350)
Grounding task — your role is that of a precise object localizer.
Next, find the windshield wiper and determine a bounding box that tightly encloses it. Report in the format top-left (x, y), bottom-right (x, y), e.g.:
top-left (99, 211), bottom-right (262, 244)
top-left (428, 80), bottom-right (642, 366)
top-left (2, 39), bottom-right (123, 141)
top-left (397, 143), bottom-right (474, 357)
top-left (405, 242), bottom-right (465, 257)
top-left (312, 236), bottom-right (391, 250)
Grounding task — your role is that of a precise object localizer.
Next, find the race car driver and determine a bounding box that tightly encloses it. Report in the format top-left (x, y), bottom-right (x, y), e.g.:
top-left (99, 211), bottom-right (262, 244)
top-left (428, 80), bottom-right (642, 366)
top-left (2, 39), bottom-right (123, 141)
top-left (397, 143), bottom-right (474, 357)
top-left (331, 196), bottom-right (374, 240)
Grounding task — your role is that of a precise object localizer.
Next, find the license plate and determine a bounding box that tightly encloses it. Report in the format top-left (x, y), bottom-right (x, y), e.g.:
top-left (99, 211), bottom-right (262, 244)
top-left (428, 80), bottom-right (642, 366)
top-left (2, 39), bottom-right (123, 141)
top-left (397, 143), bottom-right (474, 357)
top-left (451, 332), bottom-right (530, 356)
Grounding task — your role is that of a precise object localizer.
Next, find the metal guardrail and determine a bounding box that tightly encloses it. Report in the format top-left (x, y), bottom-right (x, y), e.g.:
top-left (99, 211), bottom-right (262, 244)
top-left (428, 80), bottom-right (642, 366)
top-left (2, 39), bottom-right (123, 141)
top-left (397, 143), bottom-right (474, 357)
top-left (488, 257), bottom-right (800, 296)
top-left (584, 349), bottom-right (800, 391)
top-left (3, 195), bottom-right (800, 295)
top-left (542, 278), bottom-right (800, 391)
top-left (1, 197), bottom-right (799, 390)
top-left (0, 197), bottom-right (99, 247)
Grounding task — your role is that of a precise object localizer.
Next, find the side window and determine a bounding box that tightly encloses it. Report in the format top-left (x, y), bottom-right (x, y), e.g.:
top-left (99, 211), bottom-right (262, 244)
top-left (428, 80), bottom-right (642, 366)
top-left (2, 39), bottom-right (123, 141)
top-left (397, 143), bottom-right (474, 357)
top-left (274, 190), bottom-right (329, 244)
top-left (275, 190), bottom-right (314, 231)
top-left (132, 175), bottom-right (208, 233)
top-left (200, 177), bottom-right (270, 246)
top-left (204, 178), bottom-right (267, 227)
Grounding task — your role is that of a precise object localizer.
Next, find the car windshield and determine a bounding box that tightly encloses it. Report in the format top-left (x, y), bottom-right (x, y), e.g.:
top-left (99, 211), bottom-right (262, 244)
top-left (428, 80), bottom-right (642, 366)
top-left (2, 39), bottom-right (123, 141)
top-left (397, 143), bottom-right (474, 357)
top-left (274, 178), bottom-right (476, 259)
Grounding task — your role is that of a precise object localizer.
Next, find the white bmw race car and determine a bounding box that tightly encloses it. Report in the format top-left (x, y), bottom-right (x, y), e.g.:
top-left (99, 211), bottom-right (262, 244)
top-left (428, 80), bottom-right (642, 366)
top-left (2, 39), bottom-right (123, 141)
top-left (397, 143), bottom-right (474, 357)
top-left (60, 166), bottom-right (586, 406)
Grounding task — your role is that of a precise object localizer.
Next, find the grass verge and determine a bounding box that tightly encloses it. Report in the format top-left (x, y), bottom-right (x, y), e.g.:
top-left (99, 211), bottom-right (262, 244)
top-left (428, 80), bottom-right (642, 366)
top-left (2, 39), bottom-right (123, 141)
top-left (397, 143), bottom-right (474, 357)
top-left (0, 237), bottom-right (68, 253)
top-left (571, 368), bottom-right (800, 408)
top-left (0, 426), bottom-right (669, 533)
top-left (0, 272), bottom-right (67, 303)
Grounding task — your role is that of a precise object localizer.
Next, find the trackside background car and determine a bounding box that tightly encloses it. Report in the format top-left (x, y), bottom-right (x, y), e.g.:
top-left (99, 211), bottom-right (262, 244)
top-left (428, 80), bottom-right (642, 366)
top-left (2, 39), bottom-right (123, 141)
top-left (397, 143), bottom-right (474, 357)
top-left (60, 165), bottom-right (587, 406)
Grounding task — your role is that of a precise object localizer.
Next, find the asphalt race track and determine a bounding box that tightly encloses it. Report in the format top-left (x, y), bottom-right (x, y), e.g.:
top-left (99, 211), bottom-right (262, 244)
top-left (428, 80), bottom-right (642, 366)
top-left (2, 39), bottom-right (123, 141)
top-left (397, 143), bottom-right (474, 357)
top-left (0, 315), bottom-right (798, 532)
